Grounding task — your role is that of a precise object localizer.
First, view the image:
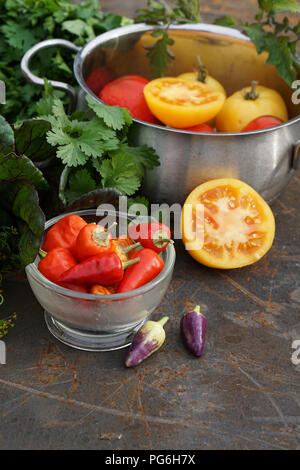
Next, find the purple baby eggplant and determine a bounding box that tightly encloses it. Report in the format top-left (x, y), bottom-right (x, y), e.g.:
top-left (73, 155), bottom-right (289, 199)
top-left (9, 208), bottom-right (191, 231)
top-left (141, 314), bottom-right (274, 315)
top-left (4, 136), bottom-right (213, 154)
top-left (125, 316), bottom-right (169, 367)
top-left (180, 305), bottom-right (206, 357)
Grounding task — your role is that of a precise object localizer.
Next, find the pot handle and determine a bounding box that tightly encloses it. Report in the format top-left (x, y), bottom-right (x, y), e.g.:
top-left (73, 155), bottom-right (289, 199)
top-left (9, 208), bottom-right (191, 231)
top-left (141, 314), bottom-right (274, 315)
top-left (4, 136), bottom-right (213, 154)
top-left (21, 39), bottom-right (81, 112)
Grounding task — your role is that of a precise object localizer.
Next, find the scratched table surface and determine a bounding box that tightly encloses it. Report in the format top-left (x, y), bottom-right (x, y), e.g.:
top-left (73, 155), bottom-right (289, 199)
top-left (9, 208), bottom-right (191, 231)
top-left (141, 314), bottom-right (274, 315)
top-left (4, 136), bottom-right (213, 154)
top-left (1, 0), bottom-right (300, 450)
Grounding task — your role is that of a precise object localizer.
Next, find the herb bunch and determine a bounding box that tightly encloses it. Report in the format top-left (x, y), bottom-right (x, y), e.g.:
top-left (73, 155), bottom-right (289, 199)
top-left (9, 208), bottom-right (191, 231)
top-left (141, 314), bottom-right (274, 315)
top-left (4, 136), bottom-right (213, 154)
top-left (135, 0), bottom-right (201, 77)
top-left (42, 92), bottom-right (160, 205)
top-left (136, 0), bottom-right (300, 85)
top-left (0, 0), bottom-right (130, 123)
top-left (216, 0), bottom-right (300, 86)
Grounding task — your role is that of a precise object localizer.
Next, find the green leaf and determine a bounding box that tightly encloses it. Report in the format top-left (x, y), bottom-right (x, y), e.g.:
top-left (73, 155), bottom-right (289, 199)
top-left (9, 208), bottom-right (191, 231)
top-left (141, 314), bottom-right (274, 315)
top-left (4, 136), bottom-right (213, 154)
top-left (46, 99), bottom-right (120, 166)
top-left (14, 119), bottom-right (54, 162)
top-left (36, 79), bottom-right (65, 117)
top-left (110, 143), bottom-right (160, 179)
top-left (214, 16), bottom-right (238, 27)
top-left (85, 95), bottom-right (127, 130)
top-left (0, 180), bottom-right (45, 265)
top-left (64, 168), bottom-right (97, 204)
top-left (242, 23), bottom-right (296, 85)
top-left (62, 19), bottom-right (95, 40)
top-left (1, 21), bottom-right (37, 52)
top-left (0, 153), bottom-right (49, 190)
top-left (269, 0), bottom-right (300, 13)
top-left (146, 30), bottom-right (175, 78)
top-left (99, 154), bottom-right (141, 195)
top-left (0, 115), bottom-right (14, 156)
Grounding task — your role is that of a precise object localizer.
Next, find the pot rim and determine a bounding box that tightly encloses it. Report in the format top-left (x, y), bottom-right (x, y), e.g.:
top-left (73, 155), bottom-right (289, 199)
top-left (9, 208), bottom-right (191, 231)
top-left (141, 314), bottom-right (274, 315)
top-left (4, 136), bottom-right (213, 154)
top-left (74, 22), bottom-right (300, 137)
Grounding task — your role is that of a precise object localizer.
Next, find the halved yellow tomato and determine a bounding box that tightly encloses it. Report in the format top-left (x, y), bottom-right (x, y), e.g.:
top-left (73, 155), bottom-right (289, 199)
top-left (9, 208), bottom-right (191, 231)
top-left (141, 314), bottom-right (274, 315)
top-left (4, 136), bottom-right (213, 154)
top-left (181, 179), bottom-right (275, 269)
top-left (177, 72), bottom-right (226, 98)
top-left (143, 77), bottom-right (225, 129)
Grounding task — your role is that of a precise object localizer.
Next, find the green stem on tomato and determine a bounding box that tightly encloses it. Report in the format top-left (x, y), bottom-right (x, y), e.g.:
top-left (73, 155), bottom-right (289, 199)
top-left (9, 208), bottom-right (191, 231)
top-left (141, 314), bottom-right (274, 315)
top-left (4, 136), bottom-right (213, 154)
top-left (244, 80), bottom-right (259, 100)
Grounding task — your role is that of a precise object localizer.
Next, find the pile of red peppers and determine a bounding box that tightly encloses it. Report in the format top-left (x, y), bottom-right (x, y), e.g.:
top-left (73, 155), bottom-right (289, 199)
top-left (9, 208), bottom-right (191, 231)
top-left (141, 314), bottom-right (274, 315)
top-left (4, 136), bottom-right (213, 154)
top-left (38, 214), bottom-right (173, 295)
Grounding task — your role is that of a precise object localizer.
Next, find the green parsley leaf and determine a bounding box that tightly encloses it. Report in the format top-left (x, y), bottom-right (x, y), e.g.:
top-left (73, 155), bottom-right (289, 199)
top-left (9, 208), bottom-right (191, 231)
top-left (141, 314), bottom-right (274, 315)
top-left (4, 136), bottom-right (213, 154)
top-left (1, 21), bottom-right (37, 52)
top-left (64, 168), bottom-right (97, 204)
top-left (85, 95), bottom-right (127, 130)
top-left (99, 154), bottom-right (141, 195)
top-left (46, 100), bottom-right (119, 166)
top-left (110, 143), bottom-right (160, 179)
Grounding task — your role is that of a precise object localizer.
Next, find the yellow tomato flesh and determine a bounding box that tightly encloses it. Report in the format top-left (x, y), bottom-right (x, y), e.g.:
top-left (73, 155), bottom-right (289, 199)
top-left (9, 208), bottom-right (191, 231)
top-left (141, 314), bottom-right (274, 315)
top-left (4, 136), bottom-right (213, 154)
top-left (143, 77), bottom-right (225, 129)
top-left (216, 85), bottom-right (288, 132)
top-left (182, 178), bottom-right (275, 269)
top-left (177, 72), bottom-right (226, 97)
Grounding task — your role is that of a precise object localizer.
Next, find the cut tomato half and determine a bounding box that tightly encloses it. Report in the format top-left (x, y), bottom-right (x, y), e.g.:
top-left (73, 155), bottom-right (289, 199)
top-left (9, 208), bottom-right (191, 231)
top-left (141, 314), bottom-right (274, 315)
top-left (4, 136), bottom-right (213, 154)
top-left (143, 77), bottom-right (225, 129)
top-left (182, 179), bottom-right (275, 269)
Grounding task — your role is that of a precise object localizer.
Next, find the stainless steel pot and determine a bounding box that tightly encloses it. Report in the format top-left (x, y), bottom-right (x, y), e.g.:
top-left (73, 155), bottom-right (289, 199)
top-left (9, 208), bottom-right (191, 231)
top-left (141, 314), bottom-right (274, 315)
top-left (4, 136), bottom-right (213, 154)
top-left (21, 23), bottom-right (300, 204)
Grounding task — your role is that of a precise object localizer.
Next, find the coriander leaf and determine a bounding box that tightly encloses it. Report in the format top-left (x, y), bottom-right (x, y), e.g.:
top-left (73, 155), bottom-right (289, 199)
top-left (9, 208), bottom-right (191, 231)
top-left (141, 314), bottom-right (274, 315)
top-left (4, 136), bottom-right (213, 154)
top-left (85, 95), bottom-right (127, 130)
top-left (62, 19), bottom-right (94, 40)
top-left (127, 196), bottom-right (150, 210)
top-left (99, 154), bottom-right (141, 195)
top-left (110, 143), bottom-right (160, 179)
top-left (1, 21), bottom-right (37, 52)
top-left (64, 168), bottom-right (97, 204)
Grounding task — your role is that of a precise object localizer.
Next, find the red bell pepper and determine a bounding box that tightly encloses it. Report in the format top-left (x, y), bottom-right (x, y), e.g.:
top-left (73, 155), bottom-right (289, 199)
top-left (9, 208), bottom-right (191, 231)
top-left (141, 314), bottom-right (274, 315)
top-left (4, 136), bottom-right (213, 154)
top-left (74, 222), bottom-right (116, 261)
top-left (59, 282), bottom-right (90, 293)
top-left (58, 252), bottom-right (140, 286)
top-left (42, 214), bottom-right (87, 256)
top-left (38, 247), bottom-right (77, 283)
top-left (117, 248), bottom-right (165, 293)
top-left (128, 222), bottom-right (173, 253)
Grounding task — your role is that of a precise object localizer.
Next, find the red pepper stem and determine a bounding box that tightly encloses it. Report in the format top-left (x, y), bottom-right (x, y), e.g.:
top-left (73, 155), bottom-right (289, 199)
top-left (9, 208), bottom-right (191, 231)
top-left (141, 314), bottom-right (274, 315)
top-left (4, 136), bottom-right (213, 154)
top-left (122, 242), bottom-right (141, 253)
top-left (93, 222), bottom-right (117, 246)
top-left (106, 222), bottom-right (118, 233)
top-left (39, 248), bottom-right (47, 258)
top-left (153, 238), bottom-right (174, 245)
top-left (157, 316), bottom-right (169, 328)
top-left (122, 257), bottom-right (140, 270)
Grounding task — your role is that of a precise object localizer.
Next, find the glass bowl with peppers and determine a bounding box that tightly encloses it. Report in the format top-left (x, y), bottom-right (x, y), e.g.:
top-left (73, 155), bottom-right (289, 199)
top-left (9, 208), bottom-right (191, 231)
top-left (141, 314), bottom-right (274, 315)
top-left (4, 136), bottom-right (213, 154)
top-left (25, 210), bottom-right (176, 352)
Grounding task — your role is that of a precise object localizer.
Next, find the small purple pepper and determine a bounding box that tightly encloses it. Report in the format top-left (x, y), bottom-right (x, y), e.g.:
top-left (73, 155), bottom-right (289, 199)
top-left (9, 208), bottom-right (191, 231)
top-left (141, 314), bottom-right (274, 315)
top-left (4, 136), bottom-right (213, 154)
top-left (180, 305), bottom-right (206, 357)
top-left (125, 316), bottom-right (169, 367)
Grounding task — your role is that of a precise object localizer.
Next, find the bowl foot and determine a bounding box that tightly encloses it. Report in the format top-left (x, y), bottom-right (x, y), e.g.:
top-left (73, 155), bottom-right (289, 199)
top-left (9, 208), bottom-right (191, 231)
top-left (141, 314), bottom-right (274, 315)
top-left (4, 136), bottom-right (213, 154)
top-left (44, 311), bottom-right (146, 352)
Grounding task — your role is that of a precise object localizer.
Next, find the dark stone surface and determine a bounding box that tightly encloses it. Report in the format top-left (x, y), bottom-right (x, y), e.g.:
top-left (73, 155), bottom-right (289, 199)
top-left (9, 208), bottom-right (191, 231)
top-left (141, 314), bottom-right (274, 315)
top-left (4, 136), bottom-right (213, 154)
top-left (1, 0), bottom-right (300, 451)
top-left (1, 172), bottom-right (300, 450)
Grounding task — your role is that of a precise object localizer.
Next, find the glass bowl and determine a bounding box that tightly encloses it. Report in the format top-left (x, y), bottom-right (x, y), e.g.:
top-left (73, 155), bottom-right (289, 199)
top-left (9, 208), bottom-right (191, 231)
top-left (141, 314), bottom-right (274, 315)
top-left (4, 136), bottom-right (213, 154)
top-left (25, 209), bottom-right (176, 351)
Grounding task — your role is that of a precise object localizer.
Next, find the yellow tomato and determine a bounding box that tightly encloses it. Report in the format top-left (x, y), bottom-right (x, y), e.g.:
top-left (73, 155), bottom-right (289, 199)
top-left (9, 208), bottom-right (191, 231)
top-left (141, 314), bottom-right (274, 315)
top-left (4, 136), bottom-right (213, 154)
top-left (216, 81), bottom-right (288, 132)
top-left (178, 72), bottom-right (226, 97)
top-left (143, 77), bottom-right (226, 129)
top-left (181, 178), bottom-right (275, 269)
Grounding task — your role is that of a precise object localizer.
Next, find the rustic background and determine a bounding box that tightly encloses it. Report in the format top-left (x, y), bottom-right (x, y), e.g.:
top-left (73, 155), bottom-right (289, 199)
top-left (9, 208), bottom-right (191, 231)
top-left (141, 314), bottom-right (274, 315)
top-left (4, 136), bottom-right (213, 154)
top-left (1, 0), bottom-right (300, 451)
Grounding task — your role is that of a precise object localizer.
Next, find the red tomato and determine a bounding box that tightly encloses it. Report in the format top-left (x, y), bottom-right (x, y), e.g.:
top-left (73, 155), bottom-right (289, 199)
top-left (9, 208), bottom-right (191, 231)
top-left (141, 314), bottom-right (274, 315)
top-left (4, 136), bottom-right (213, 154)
top-left (85, 67), bottom-right (113, 95)
top-left (184, 123), bottom-right (215, 133)
top-left (99, 75), bottom-right (159, 124)
top-left (241, 116), bottom-right (283, 132)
